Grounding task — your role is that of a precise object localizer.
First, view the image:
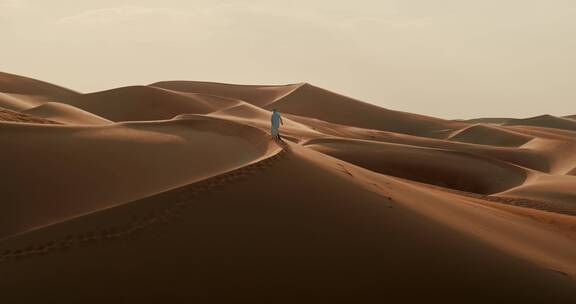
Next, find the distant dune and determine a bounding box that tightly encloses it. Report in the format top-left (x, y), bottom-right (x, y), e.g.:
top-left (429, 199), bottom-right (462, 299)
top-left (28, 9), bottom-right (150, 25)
top-left (504, 114), bottom-right (576, 132)
top-left (61, 86), bottom-right (241, 122)
top-left (0, 107), bottom-right (58, 124)
top-left (0, 71), bottom-right (78, 100)
top-left (1, 71), bottom-right (575, 302)
top-left (305, 137), bottom-right (528, 194)
top-left (466, 117), bottom-right (512, 124)
top-left (499, 175), bottom-right (576, 214)
top-left (155, 81), bottom-right (467, 137)
top-left (447, 123), bottom-right (534, 147)
top-left (23, 102), bottom-right (112, 125)
top-left (151, 80), bottom-right (303, 107)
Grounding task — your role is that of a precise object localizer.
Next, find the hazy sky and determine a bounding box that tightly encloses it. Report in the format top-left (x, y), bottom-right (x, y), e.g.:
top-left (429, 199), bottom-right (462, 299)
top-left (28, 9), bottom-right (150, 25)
top-left (1, 0), bottom-right (575, 119)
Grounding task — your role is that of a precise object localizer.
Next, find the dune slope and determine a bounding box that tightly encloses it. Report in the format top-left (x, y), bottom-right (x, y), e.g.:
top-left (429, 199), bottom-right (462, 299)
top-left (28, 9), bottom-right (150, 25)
top-left (205, 102), bottom-right (323, 141)
top-left (447, 123), bottom-right (534, 147)
top-left (267, 83), bottom-right (467, 136)
top-left (151, 80), bottom-right (303, 107)
top-left (24, 102), bottom-right (112, 125)
top-left (505, 115), bottom-right (576, 132)
top-left (0, 71), bottom-right (78, 98)
top-left (305, 137), bottom-right (528, 194)
top-left (1, 70), bottom-right (576, 302)
top-left (154, 81), bottom-right (468, 136)
top-left (0, 144), bottom-right (574, 302)
top-left (498, 175), bottom-right (576, 214)
top-left (289, 114), bottom-right (551, 172)
top-left (62, 86), bottom-right (240, 122)
top-left (0, 108), bottom-right (58, 124)
top-left (0, 116), bottom-right (277, 238)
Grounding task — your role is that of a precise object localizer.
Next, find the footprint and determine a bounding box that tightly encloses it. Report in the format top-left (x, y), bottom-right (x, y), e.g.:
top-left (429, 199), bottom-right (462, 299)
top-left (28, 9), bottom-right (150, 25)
top-left (337, 163), bottom-right (354, 177)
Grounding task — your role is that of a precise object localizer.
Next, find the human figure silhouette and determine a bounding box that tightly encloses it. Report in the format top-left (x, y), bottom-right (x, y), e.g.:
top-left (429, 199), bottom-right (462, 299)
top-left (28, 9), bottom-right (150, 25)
top-left (270, 109), bottom-right (284, 140)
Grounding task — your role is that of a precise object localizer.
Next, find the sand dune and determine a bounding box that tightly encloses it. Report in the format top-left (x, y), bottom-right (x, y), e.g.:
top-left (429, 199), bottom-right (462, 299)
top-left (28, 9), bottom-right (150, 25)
top-left (61, 86), bottom-right (240, 122)
top-left (286, 114), bottom-right (552, 172)
top-left (0, 107), bottom-right (57, 124)
top-left (520, 138), bottom-right (576, 174)
top-left (447, 123), bottom-right (534, 147)
top-left (1, 144), bottom-right (575, 302)
top-left (1, 70), bottom-right (575, 301)
top-left (0, 71), bottom-right (77, 99)
top-left (468, 115), bottom-right (576, 132)
top-left (151, 80), bottom-right (303, 107)
top-left (155, 81), bottom-right (467, 136)
top-left (498, 174), bottom-right (576, 214)
top-left (0, 72), bottom-right (78, 113)
top-left (504, 114), bottom-right (576, 132)
top-left (206, 102), bottom-right (323, 141)
top-left (0, 92), bottom-right (41, 110)
top-left (24, 102), bottom-right (112, 125)
top-left (0, 116), bottom-right (278, 238)
top-left (305, 137), bottom-right (528, 194)
top-left (267, 83), bottom-right (468, 137)
top-left (466, 117), bottom-right (511, 124)
top-left (507, 125), bottom-right (576, 142)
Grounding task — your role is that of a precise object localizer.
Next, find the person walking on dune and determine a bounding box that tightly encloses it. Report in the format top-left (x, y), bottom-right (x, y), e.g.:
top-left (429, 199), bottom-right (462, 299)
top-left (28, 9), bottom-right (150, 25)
top-left (270, 109), bottom-right (284, 140)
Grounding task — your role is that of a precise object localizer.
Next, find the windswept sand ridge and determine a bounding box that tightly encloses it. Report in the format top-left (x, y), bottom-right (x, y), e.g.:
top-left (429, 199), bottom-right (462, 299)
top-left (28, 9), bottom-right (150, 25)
top-left (519, 138), bottom-right (576, 174)
top-left (287, 113), bottom-right (552, 172)
top-left (0, 144), bottom-right (574, 302)
top-left (0, 115), bottom-right (279, 238)
top-left (63, 86), bottom-right (241, 122)
top-left (446, 124), bottom-right (576, 174)
top-left (0, 92), bottom-right (41, 110)
top-left (151, 80), bottom-right (304, 107)
top-left (397, 174), bottom-right (576, 216)
top-left (467, 115), bottom-right (576, 131)
top-left (447, 123), bottom-right (534, 147)
top-left (466, 117), bottom-right (512, 124)
top-left (265, 83), bottom-right (468, 137)
top-left (0, 92), bottom-right (68, 111)
top-left (305, 137), bottom-right (529, 194)
top-left (24, 102), bottom-right (112, 125)
top-left (205, 102), bottom-right (324, 141)
top-left (154, 81), bottom-right (468, 136)
top-left (0, 108), bottom-right (58, 124)
top-left (504, 114), bottom-right (576, 132)
top-left (498, 174), bottom-right (576, 214)
top-left (507, 125), bottom-right (576, 143)
top-left (0, 72), bottom-right (78, 112)
top-left (0, 71), bottom-right (78, 99)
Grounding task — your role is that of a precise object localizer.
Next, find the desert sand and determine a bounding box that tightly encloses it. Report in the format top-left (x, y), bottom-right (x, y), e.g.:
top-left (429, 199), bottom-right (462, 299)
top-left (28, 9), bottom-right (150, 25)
top-left (1, 71), bottom-right (575, 302)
